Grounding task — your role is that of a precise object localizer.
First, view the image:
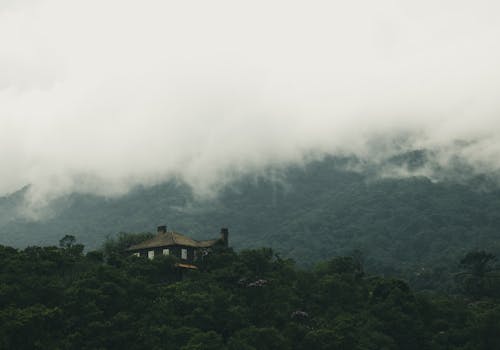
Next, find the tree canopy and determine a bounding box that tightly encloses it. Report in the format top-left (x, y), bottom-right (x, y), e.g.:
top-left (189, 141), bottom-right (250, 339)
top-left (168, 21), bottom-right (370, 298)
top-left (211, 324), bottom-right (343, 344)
top-left (0, 236), bottom-right (499, 349)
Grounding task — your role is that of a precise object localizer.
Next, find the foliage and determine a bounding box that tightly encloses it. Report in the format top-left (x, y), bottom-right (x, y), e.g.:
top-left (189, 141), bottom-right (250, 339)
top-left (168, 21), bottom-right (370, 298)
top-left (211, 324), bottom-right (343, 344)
top-left (2, 156), bottom-right (500, 293)
top-left (456, 250), bottom-right (500, 299)
top-left (102, 231), bottom-right (154, 258)
top-left (0, 237), bottom-right (499, 349)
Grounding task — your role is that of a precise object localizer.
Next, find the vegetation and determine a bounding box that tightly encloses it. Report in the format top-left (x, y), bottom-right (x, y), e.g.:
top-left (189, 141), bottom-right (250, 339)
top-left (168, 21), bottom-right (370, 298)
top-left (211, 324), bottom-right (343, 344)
top-left (2, 156), bottom-right (500, 292)
top-left (0, 236), bottom-right (499, 349)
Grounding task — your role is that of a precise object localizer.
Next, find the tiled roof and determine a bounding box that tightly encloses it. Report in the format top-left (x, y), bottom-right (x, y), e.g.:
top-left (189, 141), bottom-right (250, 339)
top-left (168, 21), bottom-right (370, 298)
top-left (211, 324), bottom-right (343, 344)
top-left (126, 231), bottom-right (220, 251)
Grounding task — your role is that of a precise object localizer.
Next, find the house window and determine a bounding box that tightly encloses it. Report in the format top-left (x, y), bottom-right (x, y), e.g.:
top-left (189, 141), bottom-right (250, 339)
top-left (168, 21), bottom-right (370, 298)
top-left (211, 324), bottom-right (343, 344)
top-left (133, 252), bottom-right (140, 257)
top-left (148, 250), bottom-right (154, 259)
top-left (181, 248), bottom-right (187, 260)
top-left (163, 248), bottom-right (170, 256)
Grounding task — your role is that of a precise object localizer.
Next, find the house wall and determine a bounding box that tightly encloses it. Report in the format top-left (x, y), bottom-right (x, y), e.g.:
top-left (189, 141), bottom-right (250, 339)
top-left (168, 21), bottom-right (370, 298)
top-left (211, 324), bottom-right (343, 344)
top-left (134, 245), bottom-right (197, 263)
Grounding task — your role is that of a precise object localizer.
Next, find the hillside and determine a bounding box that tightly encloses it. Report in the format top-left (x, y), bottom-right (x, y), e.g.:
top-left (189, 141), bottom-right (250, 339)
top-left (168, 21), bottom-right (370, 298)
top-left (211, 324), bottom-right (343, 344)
top-left (1, 243), bottom-right (499, 349)
top-left (1, 156), bottom-right (500, 290)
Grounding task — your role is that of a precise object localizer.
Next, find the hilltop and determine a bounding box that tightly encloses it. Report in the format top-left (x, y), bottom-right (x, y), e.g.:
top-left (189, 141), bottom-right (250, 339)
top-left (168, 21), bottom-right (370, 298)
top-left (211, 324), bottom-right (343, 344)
top-left (1, 155), bottom-right (500, 290)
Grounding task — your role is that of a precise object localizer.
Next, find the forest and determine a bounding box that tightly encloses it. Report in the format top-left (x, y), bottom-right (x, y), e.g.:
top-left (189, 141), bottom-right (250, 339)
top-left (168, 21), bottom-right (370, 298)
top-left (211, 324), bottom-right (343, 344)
top-left (1, 234), bottom-right (499, 350)
top-left (2, 155), bottom-right (500, 293)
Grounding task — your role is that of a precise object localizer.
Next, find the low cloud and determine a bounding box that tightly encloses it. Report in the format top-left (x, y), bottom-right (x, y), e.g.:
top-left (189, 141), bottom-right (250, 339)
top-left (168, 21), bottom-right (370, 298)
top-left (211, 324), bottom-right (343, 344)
top-left (2, 0), bottom-right (500, 204)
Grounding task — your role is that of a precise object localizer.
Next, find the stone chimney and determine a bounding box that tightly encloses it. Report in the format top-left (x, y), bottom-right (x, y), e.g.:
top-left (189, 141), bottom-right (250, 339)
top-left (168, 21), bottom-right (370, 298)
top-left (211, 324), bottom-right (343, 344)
top-left (157, 225), bottom-right (167, 234)
top-left (220, 228), bottom-right (229, 247)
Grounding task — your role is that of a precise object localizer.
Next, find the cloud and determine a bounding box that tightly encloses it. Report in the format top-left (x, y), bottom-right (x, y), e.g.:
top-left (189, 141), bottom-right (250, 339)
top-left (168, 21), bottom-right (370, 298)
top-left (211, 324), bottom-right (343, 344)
top-left (1, 0), bottom-right (500, 202)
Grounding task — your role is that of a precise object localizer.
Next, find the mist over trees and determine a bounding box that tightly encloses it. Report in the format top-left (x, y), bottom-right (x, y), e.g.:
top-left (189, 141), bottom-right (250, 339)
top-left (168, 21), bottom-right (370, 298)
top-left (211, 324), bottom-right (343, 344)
top-left (3, 1), bottom-right (500, 348)
top-left (1, 156), bottom-right (500, 291)
top-left (3, 1), bottom-right (500, 199)
top-left (1, 156), bottom-right (500, 348)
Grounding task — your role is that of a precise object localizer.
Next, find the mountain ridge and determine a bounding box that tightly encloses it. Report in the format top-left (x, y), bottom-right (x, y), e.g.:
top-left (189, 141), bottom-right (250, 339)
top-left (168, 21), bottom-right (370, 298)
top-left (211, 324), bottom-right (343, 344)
top-left (1, 155), bottom-right (500, 290)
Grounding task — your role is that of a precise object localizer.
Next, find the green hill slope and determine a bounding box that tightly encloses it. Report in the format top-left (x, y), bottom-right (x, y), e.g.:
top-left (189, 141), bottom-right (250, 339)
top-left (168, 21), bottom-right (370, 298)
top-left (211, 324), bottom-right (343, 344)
top-left (1, 156), bottom-right (500, 289)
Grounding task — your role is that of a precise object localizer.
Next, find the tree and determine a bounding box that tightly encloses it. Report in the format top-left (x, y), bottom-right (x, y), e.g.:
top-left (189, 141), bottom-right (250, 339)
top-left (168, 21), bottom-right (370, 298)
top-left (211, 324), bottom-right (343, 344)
top-left (102, 232), bottom-right (154, 257)
top-left (456, 251), bottom-right (500, 298)
top-left (59, 235), bottom-right (76, 248)
top-left (460, 251), bottom-right (496, 278)
top-left (228, 327), bottom-right (290, 350)
top-left (181, 331), bottom-right (226, 350)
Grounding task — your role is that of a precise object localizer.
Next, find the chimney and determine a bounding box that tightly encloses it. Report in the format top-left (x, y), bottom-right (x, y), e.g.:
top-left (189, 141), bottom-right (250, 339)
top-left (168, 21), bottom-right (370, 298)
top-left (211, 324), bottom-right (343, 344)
top-left (157, 225), bottom-right (167, 234)
top-left (220, 228), bottom-right (229, 247)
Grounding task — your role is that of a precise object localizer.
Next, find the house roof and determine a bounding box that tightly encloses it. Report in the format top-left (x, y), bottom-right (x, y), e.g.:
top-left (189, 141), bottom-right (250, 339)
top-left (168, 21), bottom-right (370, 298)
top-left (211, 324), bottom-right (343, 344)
top-left (126, 231), bottom-right (220, 251)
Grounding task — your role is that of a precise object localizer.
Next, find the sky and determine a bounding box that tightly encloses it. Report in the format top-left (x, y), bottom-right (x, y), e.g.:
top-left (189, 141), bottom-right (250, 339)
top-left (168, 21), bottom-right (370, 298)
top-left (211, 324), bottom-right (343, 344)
top-left (1, 0), bottom-right (500, 202)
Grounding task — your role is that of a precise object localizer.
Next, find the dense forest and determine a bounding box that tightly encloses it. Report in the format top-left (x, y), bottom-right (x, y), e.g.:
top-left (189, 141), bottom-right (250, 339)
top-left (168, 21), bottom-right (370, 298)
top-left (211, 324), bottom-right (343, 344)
top-left (1, 155), bottom-right (500, 291)
top-left (1, 235), bottom-right (499, 349)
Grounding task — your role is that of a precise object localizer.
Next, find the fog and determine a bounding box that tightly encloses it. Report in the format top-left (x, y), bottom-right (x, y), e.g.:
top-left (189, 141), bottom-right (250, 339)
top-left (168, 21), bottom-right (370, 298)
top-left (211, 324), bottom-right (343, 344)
top-left (2, 0), bottom-right (500, 203)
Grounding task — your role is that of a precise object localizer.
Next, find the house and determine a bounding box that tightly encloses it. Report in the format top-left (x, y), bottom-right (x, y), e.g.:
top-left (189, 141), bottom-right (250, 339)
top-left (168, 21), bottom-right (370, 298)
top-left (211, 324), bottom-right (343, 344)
top-left (126, 225), bottom-right (229, 268)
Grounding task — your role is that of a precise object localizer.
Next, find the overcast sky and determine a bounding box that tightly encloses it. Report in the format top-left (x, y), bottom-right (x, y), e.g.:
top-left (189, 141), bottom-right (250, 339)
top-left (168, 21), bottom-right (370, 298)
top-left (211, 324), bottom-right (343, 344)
top-left (1, 0), bottom-right (500, 200)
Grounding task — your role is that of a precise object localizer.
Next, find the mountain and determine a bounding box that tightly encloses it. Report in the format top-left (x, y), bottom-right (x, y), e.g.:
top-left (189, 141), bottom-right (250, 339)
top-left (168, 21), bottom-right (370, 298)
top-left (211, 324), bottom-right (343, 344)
top-left (1, 155), bottom-right (500, 290)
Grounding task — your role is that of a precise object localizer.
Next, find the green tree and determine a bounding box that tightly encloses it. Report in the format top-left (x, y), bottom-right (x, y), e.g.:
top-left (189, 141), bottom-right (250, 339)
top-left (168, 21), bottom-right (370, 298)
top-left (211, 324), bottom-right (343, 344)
top-left (457, 251), bottom-right (499, 298)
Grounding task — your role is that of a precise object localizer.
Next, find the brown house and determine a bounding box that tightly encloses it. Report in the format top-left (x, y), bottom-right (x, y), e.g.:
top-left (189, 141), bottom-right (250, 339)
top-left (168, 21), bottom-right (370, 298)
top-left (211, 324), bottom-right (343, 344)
top-left (126, 225), bottom-right (229, 268)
